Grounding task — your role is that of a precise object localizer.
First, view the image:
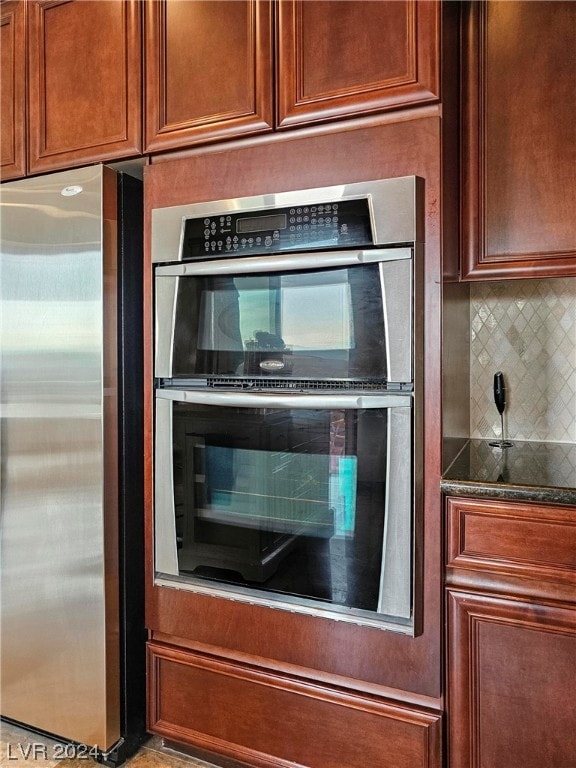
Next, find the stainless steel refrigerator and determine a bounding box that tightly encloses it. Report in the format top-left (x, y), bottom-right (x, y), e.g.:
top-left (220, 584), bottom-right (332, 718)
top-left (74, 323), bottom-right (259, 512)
top-left (0, 165), bottom-right (145, 765)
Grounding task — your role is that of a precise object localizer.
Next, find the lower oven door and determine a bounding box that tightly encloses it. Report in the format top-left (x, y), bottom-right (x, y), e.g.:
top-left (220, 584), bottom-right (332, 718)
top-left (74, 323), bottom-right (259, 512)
top-left (154, 389), bottom-right (414, 630)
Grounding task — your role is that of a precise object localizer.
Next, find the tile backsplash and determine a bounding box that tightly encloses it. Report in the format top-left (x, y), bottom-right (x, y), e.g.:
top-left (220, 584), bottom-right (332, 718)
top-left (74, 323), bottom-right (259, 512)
top-left (470, 278), bottom-right (576, 443)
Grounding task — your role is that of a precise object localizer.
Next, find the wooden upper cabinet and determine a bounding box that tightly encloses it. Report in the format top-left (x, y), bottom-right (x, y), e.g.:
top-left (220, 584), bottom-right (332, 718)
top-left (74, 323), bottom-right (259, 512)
top-left (27, 0), bottom-right (141, 174)
top-left (144, 0), bottom-right (274, 153)
top-left (1, 1), bottom-right (26, 180)
top-left (461, 1), bottom-right (576, 280)
top-left (276, 0), bottom-right (440, 129)
top-left (144, 0), bottom-right (440, 154)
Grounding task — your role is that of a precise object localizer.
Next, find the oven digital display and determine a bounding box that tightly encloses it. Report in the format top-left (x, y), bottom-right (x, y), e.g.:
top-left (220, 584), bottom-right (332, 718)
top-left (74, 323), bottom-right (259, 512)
top-left (236, 213), bottom-right (287, 234)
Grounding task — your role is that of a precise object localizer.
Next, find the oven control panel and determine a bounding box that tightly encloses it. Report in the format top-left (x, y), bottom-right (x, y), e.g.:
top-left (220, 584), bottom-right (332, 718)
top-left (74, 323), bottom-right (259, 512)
top-left (181, 198), bottom-right (373, 260)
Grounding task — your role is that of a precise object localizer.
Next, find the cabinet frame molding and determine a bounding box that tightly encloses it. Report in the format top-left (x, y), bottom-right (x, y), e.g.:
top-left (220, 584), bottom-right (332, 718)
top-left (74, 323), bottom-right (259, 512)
top-left (0, 0), bottom-right (27, 180)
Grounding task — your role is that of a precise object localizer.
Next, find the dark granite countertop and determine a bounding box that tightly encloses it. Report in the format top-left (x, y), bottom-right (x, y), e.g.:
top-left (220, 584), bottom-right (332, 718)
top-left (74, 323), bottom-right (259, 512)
top-left (441, 439), bottom-right (576, 506)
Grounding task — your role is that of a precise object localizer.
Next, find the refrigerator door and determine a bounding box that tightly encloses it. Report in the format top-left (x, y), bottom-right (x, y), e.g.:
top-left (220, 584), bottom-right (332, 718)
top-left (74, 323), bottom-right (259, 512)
top-left (0, 167), bottom-right (120, 749)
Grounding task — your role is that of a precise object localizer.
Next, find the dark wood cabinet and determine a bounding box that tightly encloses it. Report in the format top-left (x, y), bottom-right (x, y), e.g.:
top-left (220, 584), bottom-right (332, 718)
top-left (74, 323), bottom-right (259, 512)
top-left (4, 1), bottom-right (442, 175)
top-left (144, 0), bottom-right (440, 154)
top-left (144, 0), bottom-right (274, 153)
top-left (27, 0), bottom-right (141, 174)
top-left (0, 0), bottom-right (26, 180)
top-left (276, 0), bottom-right (439, 129)
top-left (143, 113), bottom-right (446, 768)
top-left (461, 1), bottom-right (576, 279)
top-left (447, 590), bottom-right (576, 768)
top-left (445, 497), bottom-right (576, 768)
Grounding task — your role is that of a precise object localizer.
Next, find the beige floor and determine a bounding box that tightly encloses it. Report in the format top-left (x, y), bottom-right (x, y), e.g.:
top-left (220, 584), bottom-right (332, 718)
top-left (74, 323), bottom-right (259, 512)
top-left (0, 722), bottom-right (234, 768)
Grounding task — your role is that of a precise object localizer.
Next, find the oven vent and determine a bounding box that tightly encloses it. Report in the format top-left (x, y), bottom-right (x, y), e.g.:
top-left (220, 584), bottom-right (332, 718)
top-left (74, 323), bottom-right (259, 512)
top-left (206, 377), bottom-right (393, 391)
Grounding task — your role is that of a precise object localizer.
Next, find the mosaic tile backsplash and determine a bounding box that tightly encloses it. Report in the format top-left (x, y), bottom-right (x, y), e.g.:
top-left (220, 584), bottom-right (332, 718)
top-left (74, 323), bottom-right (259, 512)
top-left (470, 278), bottom-right (576, 444)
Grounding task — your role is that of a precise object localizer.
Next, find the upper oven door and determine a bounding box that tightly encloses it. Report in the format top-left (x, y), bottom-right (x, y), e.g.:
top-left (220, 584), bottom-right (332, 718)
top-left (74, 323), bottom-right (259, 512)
top-left (155, 248), bottom-right (413, 386)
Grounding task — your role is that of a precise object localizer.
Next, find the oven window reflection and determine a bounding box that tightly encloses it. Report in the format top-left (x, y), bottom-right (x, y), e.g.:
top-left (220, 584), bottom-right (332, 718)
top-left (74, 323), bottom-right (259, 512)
top-left (173, 405), bottom-right (391, 613)
top-left (178, 264), bottom-right (388, 380)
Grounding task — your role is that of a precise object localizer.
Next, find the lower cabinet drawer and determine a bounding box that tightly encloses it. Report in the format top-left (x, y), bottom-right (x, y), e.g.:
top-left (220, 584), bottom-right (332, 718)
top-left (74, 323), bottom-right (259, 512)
top-left (446, 497), bottom-right (576, 588)
top-left (147, 642), bottom-right (442, 768)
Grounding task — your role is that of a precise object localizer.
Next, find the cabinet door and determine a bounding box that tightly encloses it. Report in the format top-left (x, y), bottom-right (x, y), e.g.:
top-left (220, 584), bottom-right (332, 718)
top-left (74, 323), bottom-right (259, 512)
top-left (447, 590), bottom-right (576, 768)
top-left (276, 0), bottom-right (439, 129)
top-left (461, 1), bottom-right (576, 279)
top-left (1, 1), bottom-right (26, 180)
top-left (27, 0), bottom-right (141, 174)
top-left (144, 0), bottom-right (273, 153)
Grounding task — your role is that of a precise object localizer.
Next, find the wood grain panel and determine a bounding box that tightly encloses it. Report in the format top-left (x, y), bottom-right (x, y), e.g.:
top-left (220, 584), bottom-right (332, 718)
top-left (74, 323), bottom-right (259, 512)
top-left (447, 590), bottom-right (576, 768)
top-left (446, 497), bottom-right (576, 590)
top-left (276, 0), bottom-right (439, 128)
top-left (28, 0), bottom-right (141, 173)
top-left (0, 0), bottom-right (26, 180)
top-left (461, 1), bottom-right (576, 279)
top-left (144, 0), bottom-right (273, 153)
top-left (143, 115), bottom-right (443, 701)
top-left (148, 642), bottom-right (442, 768)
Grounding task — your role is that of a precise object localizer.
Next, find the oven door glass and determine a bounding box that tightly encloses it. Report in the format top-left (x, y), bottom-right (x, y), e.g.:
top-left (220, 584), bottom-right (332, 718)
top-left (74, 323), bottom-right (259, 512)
top-left (155, 391), bottom-right (413, 627)
top-left (155, 253), bottom-right (412, 385)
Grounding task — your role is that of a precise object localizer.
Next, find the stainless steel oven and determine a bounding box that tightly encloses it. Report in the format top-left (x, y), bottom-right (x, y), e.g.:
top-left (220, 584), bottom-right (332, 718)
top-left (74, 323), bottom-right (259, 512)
top-left (155, 249), bottom-right (414, 386)
top-left (151, 177), bottom-right (423, 633)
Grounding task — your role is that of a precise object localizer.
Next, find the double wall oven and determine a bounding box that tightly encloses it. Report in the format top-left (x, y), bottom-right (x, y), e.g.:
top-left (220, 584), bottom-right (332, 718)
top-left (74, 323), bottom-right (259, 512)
top-left (152, 177), bottom-right (423, 634)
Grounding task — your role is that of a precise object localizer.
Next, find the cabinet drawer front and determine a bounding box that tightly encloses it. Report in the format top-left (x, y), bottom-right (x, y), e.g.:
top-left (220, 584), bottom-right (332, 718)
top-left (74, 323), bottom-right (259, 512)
top-left (446, 498), bottom-right (576, 585)
top-left (147, 642), bottom-right (441, 768)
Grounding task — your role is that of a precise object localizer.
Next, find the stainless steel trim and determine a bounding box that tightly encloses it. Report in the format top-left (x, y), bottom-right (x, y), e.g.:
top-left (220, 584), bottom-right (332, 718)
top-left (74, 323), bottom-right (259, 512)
top-left (154, 275), bottom-right (179, 378)
top-left (151, 176), bottom-right (423, 264)
top-left (155, 388), bottom-right (412, 410)
top-left (378, 406), bottom-right (413, 618)
top-left (154, 398), bottom-right (179, 576)
top-left (154, 247), bottom-right (412, 276)
top-left (154, 574), bottom-right (414, 635)
top-left (379, 257), bottom-right (413, 383)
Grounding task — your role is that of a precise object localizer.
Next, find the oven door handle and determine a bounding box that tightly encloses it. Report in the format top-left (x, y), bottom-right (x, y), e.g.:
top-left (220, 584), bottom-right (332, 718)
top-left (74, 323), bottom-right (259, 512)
top-left (154, 247), bottom-right (412, 276)
top-left (155, 389), bottom-right (412, 409)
